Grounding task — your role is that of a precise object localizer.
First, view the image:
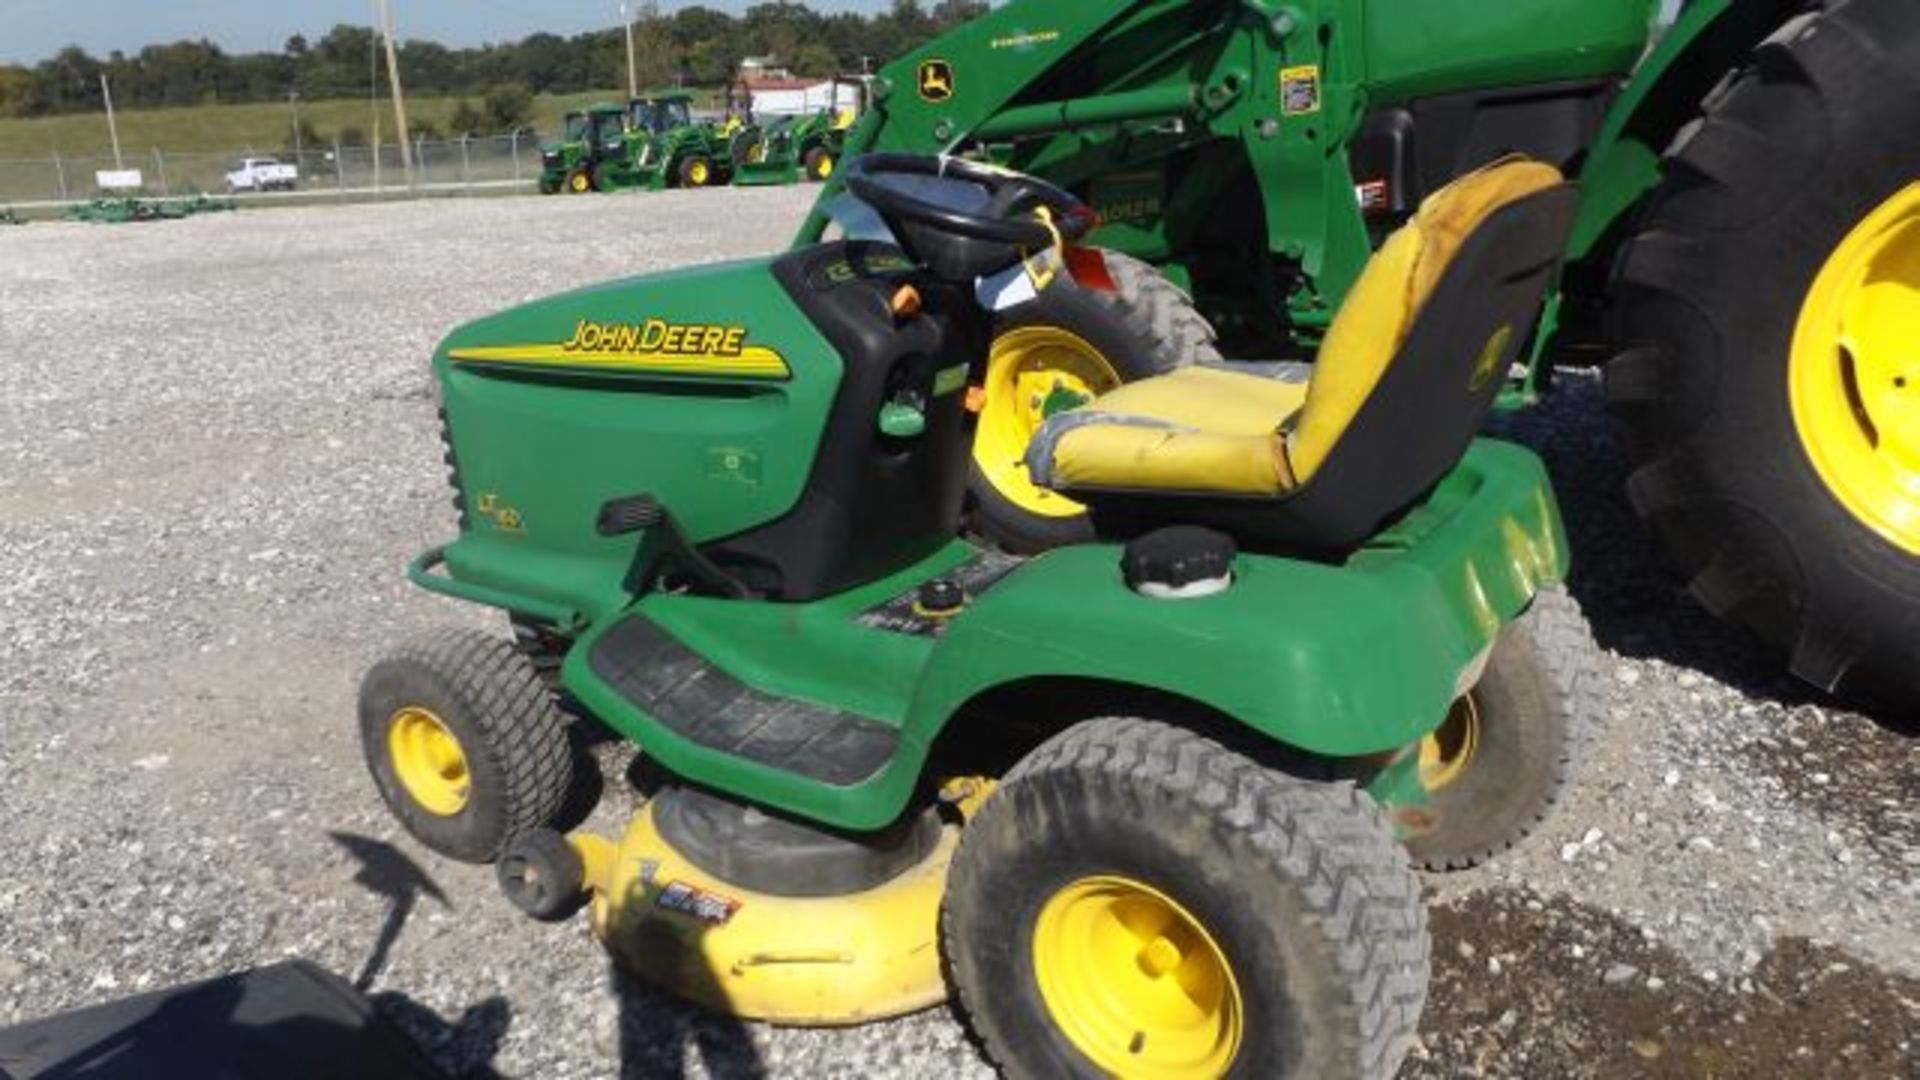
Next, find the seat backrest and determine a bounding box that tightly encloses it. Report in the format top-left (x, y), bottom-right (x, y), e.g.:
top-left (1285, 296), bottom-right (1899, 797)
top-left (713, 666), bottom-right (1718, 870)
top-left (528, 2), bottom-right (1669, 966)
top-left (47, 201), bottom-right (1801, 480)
top-left (1235, 164), bottom-right (1577, 552)
top-left (1291, 158), bottom-right (1567, 481)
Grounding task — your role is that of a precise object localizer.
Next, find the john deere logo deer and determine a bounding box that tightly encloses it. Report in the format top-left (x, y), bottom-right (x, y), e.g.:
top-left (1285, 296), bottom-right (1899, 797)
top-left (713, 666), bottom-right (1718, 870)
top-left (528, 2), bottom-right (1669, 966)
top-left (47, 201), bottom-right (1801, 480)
top-left (449, 318), bottom-right (791, 380)
top-left (918, 60), bottom-right (955, 102)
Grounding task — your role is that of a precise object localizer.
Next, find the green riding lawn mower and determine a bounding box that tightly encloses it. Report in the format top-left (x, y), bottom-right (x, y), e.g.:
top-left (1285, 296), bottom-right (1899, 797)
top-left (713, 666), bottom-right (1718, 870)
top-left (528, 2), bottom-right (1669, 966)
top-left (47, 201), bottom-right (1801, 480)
top-left (793, 0), bottom-right (1920, 712)
top-left (363, 148), bottom-right (1604, 1078)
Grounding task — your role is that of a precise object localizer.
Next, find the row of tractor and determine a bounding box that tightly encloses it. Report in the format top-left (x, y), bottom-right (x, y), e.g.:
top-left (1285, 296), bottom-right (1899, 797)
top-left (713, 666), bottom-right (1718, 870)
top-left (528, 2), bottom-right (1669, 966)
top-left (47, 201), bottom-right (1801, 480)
top-left (538, 89), bottom-right (858, 195)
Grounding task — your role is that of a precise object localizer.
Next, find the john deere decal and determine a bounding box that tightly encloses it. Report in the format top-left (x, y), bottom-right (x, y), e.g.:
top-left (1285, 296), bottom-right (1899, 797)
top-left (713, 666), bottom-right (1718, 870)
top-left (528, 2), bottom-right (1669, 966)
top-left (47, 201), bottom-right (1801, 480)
top-left (449, 318), bottom-right (791, 379)
top-left (918, 59), bottom-right (955, 103)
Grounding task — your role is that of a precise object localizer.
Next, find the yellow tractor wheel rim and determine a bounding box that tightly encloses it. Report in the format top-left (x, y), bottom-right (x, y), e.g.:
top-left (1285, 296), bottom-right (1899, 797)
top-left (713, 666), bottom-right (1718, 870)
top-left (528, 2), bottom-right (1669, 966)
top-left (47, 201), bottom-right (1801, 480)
top-left (1789, 183), bottom-right (1920, 554)
top-left (569, 172), bottom-right (591, 193)
top-left (688, 161), bottom-right (710, 186)
top-left (1034, 875), bottom-right (1243, 1079)
top-left (974, 326), bottom-right (1123, 519)
top-left (387, 707), bottom-right (471, 817)
top-left (1419, 694), bottom-right (1482, 793)
top-left (816, 154), bottom-right (835, 179)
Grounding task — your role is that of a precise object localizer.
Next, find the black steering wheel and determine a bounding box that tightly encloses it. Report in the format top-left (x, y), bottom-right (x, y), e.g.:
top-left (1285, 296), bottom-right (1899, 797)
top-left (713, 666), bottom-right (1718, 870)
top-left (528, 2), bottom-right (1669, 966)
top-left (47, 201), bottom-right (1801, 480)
top-left (845, 153), bottom-right (1097, 250)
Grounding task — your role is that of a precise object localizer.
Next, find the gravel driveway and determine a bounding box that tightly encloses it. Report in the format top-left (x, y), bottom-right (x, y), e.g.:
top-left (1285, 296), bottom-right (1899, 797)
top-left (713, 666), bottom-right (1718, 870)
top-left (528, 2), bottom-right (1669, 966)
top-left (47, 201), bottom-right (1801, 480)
top-left (1, 191), bottom-right (1914, 1079)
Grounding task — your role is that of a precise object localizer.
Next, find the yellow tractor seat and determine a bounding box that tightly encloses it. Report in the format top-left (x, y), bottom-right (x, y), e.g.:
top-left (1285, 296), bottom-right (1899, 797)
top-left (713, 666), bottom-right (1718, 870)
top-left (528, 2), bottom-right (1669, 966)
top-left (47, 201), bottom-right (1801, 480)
top-left (1024, 157), bottom-right (1578, 553)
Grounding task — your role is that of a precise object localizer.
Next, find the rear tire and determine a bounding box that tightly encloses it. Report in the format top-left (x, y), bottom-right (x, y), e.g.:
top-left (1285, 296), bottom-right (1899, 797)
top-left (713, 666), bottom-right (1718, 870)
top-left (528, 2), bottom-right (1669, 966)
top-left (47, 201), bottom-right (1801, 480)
top-left (971, 251), bottom-right (1222, 553)
top-left (1605, 0), bottom-right (1920, 709)
top-left (1406, 587), bottom-right (1601, 872)
top-left (359, 629), bottom-right (573, 863)
top-left (945, 718), bottom-right (1427, 1080)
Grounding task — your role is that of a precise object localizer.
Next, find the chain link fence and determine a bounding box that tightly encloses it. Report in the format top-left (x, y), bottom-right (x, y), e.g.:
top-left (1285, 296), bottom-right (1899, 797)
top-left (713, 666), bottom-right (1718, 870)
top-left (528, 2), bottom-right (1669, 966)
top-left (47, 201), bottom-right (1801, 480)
top-left (0, 133), bottom-right (546, 208)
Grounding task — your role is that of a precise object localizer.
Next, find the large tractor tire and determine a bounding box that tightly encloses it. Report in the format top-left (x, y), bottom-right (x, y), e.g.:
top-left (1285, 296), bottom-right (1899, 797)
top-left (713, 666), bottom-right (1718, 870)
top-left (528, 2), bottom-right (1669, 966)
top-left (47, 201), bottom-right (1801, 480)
top-left (1605, 0), bottom-right (1920, 710)
top-left (971, 251), bottom-right (1222, 552)
top-left (945, 718), bottom-right (1427, 1080)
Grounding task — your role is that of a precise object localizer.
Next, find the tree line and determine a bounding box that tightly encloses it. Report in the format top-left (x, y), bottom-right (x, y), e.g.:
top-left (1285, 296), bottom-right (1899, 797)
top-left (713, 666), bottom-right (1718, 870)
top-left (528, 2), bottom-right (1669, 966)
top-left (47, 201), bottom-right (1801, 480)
top-left (0, 1), bottom-right (989, 121)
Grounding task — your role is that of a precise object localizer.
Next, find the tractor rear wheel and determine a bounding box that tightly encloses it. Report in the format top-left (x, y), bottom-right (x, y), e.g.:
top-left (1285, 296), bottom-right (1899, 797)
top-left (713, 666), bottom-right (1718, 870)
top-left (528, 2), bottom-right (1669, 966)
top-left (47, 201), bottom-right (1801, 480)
top-left (359, 628), bottom-right (573, 863)
top-left (945, 718), bottom-right (1427, 1080)
top-left (971, 251), bottom-right (1221, 552)
top-left (1606, 0), bottom-right (1920, 710)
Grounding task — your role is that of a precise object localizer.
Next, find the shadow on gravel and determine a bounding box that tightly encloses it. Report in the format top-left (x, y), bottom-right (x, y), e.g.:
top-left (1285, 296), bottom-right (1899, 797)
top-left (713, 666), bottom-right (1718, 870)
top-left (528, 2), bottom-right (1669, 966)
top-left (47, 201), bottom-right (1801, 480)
top-left (1407, 888), bottom-right (1920, 1079)
top-left (1489, 373), bottom-right (1916, 737)
top-left (611, 963), bottom-right (765, 1080)
top-left (326, 832), bottom-right (515, 1079)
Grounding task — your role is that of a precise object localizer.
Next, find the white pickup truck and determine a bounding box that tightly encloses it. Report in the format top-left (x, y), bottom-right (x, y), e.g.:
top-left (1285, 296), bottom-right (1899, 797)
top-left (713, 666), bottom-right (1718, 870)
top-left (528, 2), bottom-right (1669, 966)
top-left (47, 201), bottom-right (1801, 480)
top-left (224, 157), bottom-right (298, 193)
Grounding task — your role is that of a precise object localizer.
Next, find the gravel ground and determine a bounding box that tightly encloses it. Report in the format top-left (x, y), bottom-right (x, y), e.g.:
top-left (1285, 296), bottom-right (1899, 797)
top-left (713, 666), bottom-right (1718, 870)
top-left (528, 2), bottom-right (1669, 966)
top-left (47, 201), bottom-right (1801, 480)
top-left (2, 191), bottom-right (1915, 1079)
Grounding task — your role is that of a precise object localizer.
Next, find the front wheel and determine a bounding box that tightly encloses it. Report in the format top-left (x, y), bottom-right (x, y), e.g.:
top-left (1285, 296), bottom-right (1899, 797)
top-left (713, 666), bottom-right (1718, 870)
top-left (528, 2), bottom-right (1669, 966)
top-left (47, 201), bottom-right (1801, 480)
top-left (358, 628), bottom-right (574, 863)
top-left (678, 155), bottom-right (714, 189)
top-left (945, 718), bottom-right (1427, 1080)
top-left (565, 168), bottom-right (593, 195)
top-left (971, 251), bottom-right (1222, 553)
top-left (803, 146), bottom-right (835, 182)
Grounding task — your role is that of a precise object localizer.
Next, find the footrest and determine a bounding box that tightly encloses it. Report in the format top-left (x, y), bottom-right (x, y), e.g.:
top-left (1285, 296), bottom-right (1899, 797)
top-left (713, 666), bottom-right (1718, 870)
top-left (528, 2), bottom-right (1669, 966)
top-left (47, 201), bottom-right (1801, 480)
top-left (586, 615), bottom-right (898, 787)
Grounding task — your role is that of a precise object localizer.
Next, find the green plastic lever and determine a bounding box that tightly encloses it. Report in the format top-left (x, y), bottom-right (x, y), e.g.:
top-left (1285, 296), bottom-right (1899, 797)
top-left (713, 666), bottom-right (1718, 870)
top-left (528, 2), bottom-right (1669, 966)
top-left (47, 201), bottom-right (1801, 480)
top-left (878, 401), bottom-right (927, 437)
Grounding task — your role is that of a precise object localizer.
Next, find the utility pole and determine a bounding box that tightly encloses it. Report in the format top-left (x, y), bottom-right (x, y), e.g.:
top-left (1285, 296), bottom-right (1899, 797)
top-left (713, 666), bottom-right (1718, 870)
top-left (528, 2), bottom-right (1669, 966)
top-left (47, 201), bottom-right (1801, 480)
top-left (99, 73), bottom-right (123, 170)
top-left (288, 89), bottom-right (303, 161)
top-left (622, 3), bottom-right (639, 99)
top-left (375, 0), bottom-right (414, 186)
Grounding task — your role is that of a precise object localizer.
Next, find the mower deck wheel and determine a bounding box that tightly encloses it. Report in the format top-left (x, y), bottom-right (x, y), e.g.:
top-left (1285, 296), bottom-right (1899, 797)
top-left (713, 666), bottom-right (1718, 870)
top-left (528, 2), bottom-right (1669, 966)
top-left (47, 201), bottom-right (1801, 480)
top-left (945, 717), bottom-right (1427, 1080)
top-left (359, 628), bottom-right (573, 863)
top-left (1405, 586), bottom-right (1600, 872)
top-left (498, 828), bottom-right (587, 922)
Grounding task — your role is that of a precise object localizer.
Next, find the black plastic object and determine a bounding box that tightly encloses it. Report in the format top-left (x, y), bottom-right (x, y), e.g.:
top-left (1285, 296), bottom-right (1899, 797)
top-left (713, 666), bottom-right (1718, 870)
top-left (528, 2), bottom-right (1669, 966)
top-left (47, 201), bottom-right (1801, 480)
top-left (1069, 184), bottom-right (1580, 557)
top-left (604, 495), bottom-right (748, 599)
top-left (652, 785), bottom-right (943, 898)
top-left (587, 613), bottom-right (899, 787)
top-left (708, 242), bottom-right (981, 601)
top-left (0, 960), bottom-right (449, 1080)
top-left (1121, 527), bottom-right (1238, 591)
top-left (498, 828), bottom-right (588, 922)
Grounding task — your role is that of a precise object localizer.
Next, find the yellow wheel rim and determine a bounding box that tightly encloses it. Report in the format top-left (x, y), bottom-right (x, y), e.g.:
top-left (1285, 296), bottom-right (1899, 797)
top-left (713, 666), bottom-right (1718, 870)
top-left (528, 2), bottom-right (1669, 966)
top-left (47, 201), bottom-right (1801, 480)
top-left (387, 707), bottom-right (471, 817)
top-left (1419, 694), bottom-right (1482, 793)
top-left (570, 172), bottom-right (590, 193)
top-left (1033, 875), bottom-right (1243, 1079)
top-left (1790, 183), bottom-right (1920, 554)
top-left (975, 326), bottom-right (1124, 519)
top-left (689, 161), bottom-right (710, 186)
top-left (816, 154), bottom-right (835, 179)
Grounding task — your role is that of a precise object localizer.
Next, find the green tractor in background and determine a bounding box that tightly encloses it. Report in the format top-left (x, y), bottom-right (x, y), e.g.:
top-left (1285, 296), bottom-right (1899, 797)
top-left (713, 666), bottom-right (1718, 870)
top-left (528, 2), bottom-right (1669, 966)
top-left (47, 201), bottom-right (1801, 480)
top-left (537, 104), bottom-right (632, 194)
top-left (628, 90), bottom-right (738, 191)
top-left (806, 0), bottom-right (1920, 711)
top-left (735, 80), bottom-right (870, 186)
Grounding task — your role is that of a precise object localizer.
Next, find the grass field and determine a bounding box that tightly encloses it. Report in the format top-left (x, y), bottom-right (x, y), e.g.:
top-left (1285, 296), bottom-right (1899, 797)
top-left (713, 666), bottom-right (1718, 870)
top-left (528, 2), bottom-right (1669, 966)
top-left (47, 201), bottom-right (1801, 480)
top-left (0, 88), bottom-right (724, 160)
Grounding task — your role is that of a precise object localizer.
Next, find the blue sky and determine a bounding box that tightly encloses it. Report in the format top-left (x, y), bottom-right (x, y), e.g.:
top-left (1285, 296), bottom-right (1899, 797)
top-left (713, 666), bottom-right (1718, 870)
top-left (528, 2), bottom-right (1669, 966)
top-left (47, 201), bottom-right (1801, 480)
top-left (0, 0), bottom-right (906, 64)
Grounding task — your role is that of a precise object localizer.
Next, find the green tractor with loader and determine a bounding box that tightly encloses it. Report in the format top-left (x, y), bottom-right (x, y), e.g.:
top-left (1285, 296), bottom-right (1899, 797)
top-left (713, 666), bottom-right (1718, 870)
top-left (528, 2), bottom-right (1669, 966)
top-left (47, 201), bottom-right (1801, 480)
top-left (626, 90), bottom-right (739, 191)
top-left (735, 80), bottom-right (871, 187)
top-left (796, 0), bottom-right (1920, 712)
top-left (364, 150), bottom-right (1601, 1078)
